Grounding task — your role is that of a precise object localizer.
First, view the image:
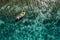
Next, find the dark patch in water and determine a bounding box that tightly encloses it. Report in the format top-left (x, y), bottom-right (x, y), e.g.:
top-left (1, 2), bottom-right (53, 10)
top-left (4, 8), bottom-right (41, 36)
top-left (55, 19), bottom-right (60, 26)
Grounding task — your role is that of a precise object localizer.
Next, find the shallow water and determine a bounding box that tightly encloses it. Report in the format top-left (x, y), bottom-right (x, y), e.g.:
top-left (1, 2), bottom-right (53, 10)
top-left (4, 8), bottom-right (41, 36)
top-left (0, 0), bottom-right (60, 40)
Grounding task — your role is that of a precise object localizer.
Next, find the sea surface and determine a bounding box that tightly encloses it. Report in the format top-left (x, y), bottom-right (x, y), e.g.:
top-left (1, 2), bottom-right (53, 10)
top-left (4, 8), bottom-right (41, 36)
top-left (0, 0), bottom-right (60, 40)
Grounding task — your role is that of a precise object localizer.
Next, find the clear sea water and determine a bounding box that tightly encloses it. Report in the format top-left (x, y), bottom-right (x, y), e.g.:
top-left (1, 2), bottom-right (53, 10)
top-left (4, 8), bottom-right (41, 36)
top-left (0, 0), bottom-right (60, 40)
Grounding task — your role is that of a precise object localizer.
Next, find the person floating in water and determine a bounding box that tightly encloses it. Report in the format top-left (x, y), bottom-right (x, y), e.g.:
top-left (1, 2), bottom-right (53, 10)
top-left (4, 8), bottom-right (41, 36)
top-left (15, 12), bottom-right (26, 22)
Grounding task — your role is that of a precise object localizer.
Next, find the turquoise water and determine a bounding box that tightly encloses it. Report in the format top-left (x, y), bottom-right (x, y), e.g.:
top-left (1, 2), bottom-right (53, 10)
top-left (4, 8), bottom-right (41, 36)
top-left (0, 0), bottom-right (60, 40)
